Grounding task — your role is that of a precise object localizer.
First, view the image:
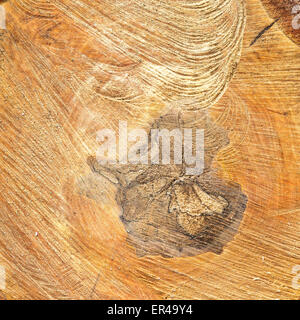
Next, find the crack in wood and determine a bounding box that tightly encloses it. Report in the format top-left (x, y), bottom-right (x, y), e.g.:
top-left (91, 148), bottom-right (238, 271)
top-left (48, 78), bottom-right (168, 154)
top-left (250, 18), bottom-right (280, 46)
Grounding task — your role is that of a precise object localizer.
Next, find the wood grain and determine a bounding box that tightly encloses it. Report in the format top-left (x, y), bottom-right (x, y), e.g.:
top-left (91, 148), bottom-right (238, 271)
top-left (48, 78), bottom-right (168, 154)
top-left (0, 0), bottom-right (299, 300)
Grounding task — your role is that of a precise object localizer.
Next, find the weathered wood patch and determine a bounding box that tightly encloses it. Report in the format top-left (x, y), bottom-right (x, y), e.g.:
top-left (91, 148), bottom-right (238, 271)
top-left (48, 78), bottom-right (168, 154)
top-left (261, 0), bottom-right (300, 45)
top-left (88, 111), bottom-right (247, 257)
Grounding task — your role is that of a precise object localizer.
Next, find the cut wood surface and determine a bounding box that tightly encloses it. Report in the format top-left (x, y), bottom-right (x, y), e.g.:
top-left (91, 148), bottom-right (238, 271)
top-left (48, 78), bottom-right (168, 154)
top-left (0, 0), bottom-right (299, 300)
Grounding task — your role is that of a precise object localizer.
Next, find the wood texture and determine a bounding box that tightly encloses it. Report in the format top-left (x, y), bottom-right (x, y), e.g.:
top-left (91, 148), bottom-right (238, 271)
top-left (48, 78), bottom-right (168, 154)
top-left (0, 0), bottom-right (299, 300)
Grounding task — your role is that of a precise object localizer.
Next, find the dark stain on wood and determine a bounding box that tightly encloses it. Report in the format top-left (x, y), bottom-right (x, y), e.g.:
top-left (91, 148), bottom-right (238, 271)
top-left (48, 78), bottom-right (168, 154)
top-left (260, 0), bottom-right (300, 45)
top-left (87, 110), bottom-right (247, 258)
